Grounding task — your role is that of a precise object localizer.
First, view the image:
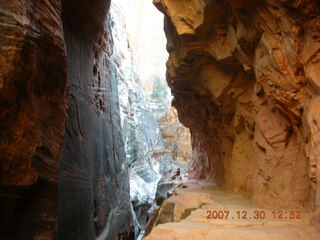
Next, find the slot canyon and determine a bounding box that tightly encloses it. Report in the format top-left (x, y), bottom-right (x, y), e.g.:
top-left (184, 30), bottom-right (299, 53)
top-left (1, 0), bottom-right (320, 239)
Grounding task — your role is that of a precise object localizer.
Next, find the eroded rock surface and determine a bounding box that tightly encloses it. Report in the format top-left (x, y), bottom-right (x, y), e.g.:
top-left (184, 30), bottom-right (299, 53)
top-left (158, 107), bottom-right (192, 163)
top-left (154, 0), bottom-right (320, 219)
top-left (111, 3), bottom-right (170, 233)
top-left (0, 0), bottom-right (133, 239)
top-left (0, 0), bottom-right (66, 238)
top-left (57, 0), bottom-right (133, 238)
top-left (0, 0), bottom-right (67, 187)
top-left (144, 182), bottom-right (320, 240)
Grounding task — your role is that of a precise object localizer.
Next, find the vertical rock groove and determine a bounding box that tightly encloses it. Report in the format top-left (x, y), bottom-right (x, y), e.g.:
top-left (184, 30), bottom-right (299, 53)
top-left (0, 0), bottom-right (133, 239)
top-left (58, 0), bottom-right (133, 238)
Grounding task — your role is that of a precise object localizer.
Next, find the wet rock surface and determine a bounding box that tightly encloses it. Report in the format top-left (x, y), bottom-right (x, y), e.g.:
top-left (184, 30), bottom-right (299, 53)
top-left (155, 182), bottom-right (175, 206)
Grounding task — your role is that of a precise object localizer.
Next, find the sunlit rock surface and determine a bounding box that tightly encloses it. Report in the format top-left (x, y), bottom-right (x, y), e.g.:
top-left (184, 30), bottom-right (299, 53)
top-left (110, 2), bottom-right (171, 231)
top-left (154, 0), bottom-right (320, 225)
top-left (111, 4), bottom-right (194, 237)
top-left (145, 182), bottom-right (320, 240)
top-left (158, 107), bottom-right (192, 164)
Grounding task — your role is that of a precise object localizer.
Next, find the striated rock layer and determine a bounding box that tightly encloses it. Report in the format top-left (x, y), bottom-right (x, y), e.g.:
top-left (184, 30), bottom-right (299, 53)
top-left (0, 0), bottom-right (67, 238)
top-left (0, 0), bottom-right (133, 239)
top-left (158, 107), bottom-right (192, 164)
top-left (145, 182), bottom-right (320, 240)
top-left (57, 0), bottom-right (133, 239)
top-left (154, 0), bottom-right (320, 219)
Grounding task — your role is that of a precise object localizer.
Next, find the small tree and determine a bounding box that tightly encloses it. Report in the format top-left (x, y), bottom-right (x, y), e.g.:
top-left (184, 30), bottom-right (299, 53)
top-left (150, 75), bottom-right (170, 118)
top-left (151, 75), bottom-right (168, 100)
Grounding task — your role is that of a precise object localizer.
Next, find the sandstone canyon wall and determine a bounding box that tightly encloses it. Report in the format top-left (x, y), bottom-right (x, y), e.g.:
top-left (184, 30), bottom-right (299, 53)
top-left (0, 0), bottom-right (133, 239)
top-left (0, 1), bottom-right (67, 238)
top-left (57, 1), bottom-right (133, 239)
top-left (154, 0), bottom-right (320, 219)
top-left (158, 107), bottom-right (192, 164)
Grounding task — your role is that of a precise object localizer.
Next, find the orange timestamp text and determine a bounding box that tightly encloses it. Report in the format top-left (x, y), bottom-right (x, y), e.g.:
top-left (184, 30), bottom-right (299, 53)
top-left (206, 210), bottom-right (301, 220)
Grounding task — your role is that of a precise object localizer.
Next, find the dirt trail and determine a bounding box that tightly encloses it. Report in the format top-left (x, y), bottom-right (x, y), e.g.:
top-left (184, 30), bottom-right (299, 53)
top-left (144, 182), bottom-right (320, 240)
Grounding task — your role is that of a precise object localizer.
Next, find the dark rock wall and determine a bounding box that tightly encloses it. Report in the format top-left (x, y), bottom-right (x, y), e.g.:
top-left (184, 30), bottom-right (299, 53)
top-left (57, 2), bottom-right (132, 238)
top-left (0, 0), bottom-right (133, 239)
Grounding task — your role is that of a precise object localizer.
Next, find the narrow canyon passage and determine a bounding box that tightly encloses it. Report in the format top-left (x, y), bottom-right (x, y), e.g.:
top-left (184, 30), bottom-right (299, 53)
top-left (1, 0), bottom-right (320, 240)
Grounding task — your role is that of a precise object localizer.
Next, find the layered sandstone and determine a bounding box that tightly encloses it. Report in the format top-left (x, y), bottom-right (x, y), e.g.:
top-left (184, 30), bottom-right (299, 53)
top-left (0, 0), bottom-right (67, 186)
top-left (0, 1), bottom-right (67, 238)
top-left (154, 0), bottom-right (320, 217)
top-left (145, 182), bottom-right (320, 240)
top-left (158, 107), bottom-right (192, 163)
top-left (0, 0), bottom-right (133, 239)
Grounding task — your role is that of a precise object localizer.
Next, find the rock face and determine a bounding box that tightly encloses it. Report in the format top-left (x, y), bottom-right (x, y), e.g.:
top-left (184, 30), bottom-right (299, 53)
top-left (111, 2), bottom-right (165, 229)
top-left (154, 0), bottom-right (320, 216)
top-left (158, 107), bottom-right (192, 163)
top-left (0, 0), bottom-right (67, 186)
top-left (0, 1), bottom-right (66, 238)
top-left (0, 0), bottom-right (133, 239)
top-left (145, 182), bottom-right (320, 240)
top-left (112, 2), bottom-right (188, 233)
top-left (57, 1), bottom-right (133, 239)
